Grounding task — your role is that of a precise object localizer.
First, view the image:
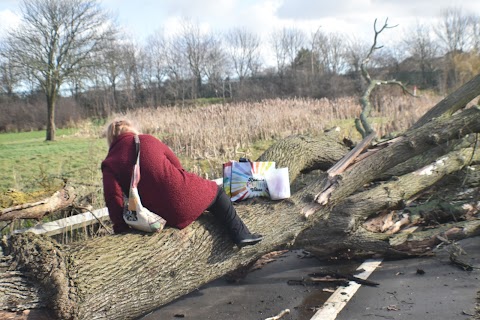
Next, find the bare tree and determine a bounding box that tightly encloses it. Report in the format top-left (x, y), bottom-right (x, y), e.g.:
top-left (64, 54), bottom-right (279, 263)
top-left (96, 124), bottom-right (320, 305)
top-left (435, 7), bottom-right (475, 91)
top-left (402, 21), bottom-right (439, 87)
top-left (270, 27), bottom-right (306, 75)
top-left (470, 14), bottom-right (480, 52)
top-left (225, 27), bottom-right (262, 85)
top-left (176, 18), bottom-right (213, 100)
top-left (144, 31), bottom-right (169, 106)
top-left (356, 18), bottom-right (413, 137)
top-left (435, 7), bottom-right (472, 54)
top-left (164, 35), bottom-right (191, 105)
top-left (203, 34), bottom-right (229, 98)
top-left (0, 54), bottom-right (21, 96)
top-left (98, 41), bottom-right (125, 111)
top-left (2, 0), bottom-right (116, 141)
top-left (313, 31), bottom-right (347, 75)
top-left (120, 42), bottom-right (146, 108)
top-left (345, 36), bottom-right (370, 75)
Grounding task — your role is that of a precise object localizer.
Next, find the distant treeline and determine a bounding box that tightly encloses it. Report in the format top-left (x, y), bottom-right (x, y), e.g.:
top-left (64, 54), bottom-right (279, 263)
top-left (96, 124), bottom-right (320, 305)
top-left (1, 5), bottom-right (479, 133)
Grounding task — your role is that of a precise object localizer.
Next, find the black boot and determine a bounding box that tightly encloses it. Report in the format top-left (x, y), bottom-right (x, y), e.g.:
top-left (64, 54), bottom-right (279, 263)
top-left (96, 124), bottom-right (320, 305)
top-left (226, 214), bottom-right (263, 248)
top-left (235, 233), bottom-right (263, 248)
top-left (224, 209), bottom-right (264, 247)
top-left (208, 187), bottom-right (263, 248)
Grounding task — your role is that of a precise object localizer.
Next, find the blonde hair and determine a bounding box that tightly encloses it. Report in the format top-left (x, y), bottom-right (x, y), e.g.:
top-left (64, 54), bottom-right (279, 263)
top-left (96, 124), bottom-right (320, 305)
top-left (106, 119), bottom-right (139, 146)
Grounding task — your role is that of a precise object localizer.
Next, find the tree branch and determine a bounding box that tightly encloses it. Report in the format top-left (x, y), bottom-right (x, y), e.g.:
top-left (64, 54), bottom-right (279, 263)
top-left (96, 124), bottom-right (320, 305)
top-left (357, 18), bottom-right (415, 137)
top-left (0, 185), bottom-right (75, 221)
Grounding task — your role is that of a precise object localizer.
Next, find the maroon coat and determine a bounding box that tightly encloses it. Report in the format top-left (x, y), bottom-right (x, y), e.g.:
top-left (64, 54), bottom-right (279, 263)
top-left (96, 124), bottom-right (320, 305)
top-left (101, 132), bottom-right (218, 233)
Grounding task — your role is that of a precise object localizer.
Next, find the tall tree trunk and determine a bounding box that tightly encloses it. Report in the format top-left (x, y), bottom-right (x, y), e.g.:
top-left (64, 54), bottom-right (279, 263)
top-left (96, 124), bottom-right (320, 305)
top-left (46, 90), bottom-right (56, 141)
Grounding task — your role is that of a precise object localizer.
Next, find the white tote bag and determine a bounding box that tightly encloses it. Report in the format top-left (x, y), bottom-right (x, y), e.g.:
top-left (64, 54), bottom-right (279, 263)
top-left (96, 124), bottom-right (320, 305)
top-left (265, 167), bottom-right (291, 200)
top-left (123, 135), bottom-right (166, 233)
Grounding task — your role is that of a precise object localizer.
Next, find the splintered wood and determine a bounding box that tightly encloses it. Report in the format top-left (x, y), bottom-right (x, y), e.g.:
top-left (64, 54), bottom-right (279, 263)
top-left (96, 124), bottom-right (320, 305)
top-left (310, 132), bottom-right (376, 213)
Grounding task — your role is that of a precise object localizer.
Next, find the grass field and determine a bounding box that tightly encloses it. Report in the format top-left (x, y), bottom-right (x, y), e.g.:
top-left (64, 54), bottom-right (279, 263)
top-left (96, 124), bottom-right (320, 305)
top-left (0, 95), bottom-right (440, 210)
top-left (0, 128), bottom-right (107, 208)
top-left (0, 129), bottom-right (104, 187)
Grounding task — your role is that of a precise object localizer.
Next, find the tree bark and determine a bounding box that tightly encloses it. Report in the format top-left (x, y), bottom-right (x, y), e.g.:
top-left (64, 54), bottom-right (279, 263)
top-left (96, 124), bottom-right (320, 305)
top-left (411, 73), bottom-right (480, 130)
top-left (45, 85), bottom-right (57, 141)
top-left (0, 185), bottom-right (76, 221)
top-left (1, 77), bottom-right (480, 319)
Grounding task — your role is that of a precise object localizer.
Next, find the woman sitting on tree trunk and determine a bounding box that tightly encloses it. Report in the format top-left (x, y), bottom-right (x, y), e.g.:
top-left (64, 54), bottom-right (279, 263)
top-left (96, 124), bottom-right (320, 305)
top-left (101, 119), bottom-right (263, 248)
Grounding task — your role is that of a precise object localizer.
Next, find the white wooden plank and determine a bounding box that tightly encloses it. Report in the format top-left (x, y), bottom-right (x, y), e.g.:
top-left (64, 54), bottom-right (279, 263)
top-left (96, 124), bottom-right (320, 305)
top-left (310, 258), bottom-right (383, 320)
top-left (14, 208), bottom-right (110, 237)
top-left (15, 178), bottom-right (224, 237)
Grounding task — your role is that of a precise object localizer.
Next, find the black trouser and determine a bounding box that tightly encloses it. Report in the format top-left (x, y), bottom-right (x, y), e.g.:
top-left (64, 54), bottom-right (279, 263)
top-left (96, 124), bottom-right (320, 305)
top-left (207, 186), bottom-right (251, 242)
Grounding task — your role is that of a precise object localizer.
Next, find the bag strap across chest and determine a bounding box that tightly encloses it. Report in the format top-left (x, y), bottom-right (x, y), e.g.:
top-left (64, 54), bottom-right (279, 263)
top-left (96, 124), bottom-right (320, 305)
top-left (130, 135), bottom-right (141, 189)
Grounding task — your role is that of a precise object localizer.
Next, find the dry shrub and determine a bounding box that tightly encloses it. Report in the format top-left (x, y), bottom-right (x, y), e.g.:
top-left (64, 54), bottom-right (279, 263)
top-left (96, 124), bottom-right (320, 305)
top-left (0, 94), bottom-right (85, 132)
top-left (108, 95), bottom-right (440, 178)
top-left (0, 95), bottom-right (45, 132)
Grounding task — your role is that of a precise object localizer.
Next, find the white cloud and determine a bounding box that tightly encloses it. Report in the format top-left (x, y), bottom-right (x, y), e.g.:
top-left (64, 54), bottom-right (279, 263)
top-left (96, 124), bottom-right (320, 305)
top-left (3, 0), bottom-right (480, 47)
top-left (0, 9), bottom-right (20, 36)
top-left (272, 0), bottom-right (479, 41)
top-left (276, 0), bottom-right (371, 20)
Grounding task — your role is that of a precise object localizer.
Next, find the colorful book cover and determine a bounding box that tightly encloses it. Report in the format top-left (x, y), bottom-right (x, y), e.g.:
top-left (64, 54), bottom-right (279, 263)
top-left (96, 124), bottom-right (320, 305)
top-left (230, 161), bottom-right (275, 201)
top-left (222, 161), bottom-right (233, 197)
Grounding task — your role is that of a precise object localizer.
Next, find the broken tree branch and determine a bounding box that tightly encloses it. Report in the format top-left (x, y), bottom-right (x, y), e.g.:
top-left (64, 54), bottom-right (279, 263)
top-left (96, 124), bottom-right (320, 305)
top-left (0, 185), bottom-right (76, 221)
top-left (312, 132), bottom-right (376, 209)
top-left (356, 18), bottom-right (413, 138)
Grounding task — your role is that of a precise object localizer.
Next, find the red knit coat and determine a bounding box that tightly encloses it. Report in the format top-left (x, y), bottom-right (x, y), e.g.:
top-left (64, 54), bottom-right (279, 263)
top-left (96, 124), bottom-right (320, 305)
top-left (101, 132), bottom-right (218, 233)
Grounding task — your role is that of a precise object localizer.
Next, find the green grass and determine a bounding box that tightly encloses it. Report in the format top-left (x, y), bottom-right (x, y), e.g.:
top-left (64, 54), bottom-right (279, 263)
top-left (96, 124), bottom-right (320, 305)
top-left (0, 128), bottom-right (76, 144)
top-left (0, 129), bottom-right (108, 193)
top-left (0, 126), bottom-right (270, 206)
top-left (194, 97), bottom-right (228, 105)
top-left (0, 115), bottom-right (389, 197)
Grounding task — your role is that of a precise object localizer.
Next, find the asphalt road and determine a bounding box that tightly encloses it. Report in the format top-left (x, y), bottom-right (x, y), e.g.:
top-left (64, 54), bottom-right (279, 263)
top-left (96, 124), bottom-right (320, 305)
top-left (336, 236), bottom-right (480, 320)
top-left (142, 236), bottom-right (480, 320)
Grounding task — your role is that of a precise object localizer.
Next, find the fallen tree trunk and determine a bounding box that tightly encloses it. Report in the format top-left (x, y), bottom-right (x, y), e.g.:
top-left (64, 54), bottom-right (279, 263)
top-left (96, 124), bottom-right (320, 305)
top-left (1, 75), bottom-right (480, 320)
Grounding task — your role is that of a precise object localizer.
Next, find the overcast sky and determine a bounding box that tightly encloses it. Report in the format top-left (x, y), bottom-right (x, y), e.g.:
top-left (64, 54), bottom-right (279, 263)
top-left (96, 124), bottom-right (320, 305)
top-left (0, 0), bottom-right (478, 45)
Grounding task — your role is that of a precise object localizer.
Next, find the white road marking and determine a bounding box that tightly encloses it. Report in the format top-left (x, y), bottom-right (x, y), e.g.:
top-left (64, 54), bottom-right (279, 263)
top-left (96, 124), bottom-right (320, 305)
top-left (310, 258), bottom-right (383, 320)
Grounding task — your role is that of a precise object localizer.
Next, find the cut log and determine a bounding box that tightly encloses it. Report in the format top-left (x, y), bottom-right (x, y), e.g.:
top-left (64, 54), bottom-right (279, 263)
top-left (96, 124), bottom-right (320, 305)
top-left (0, 185), bottom-right (76, 221)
